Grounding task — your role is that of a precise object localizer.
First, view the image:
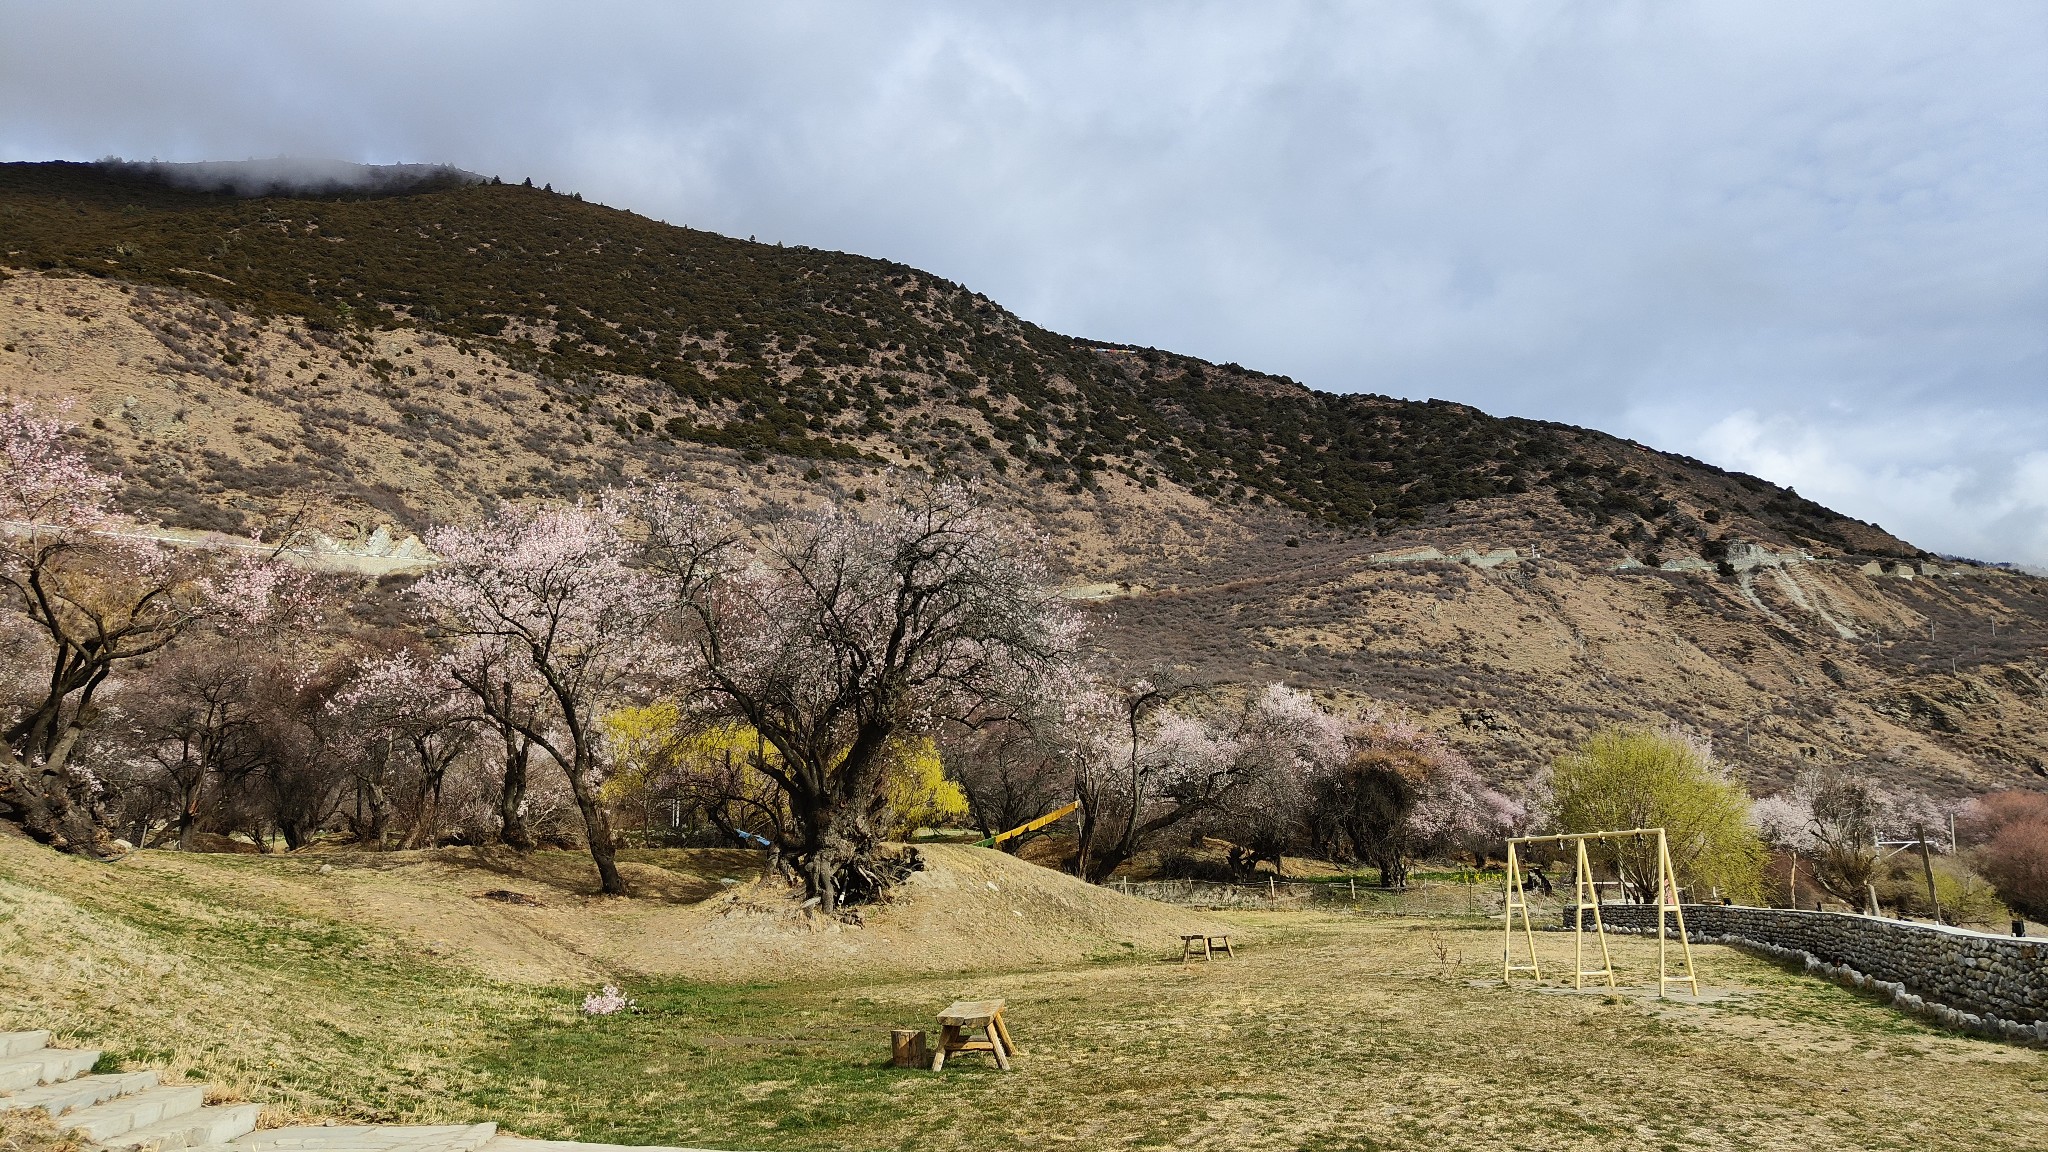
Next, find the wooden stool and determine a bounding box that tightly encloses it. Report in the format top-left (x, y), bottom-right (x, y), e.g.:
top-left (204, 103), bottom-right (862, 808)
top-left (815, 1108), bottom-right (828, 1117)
top-left (1180, 933), bottom-right (1234, 964)
top-left (889, 1029), bottom-right (928, 1068)
top-left (930, 999), bottom-right (1018, 1071)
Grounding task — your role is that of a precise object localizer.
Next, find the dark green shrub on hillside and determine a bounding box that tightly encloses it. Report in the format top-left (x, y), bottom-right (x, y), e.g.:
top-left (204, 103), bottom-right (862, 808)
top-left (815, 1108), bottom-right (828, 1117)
top-left (0, 161), bottom-right (1881, 547)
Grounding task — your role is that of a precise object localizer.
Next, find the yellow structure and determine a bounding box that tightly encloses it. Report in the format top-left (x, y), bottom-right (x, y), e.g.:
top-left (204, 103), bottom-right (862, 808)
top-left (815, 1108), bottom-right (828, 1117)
top-left (973, 800), bottom-right (1080, 849)
top-left (1502, 827), bottom-right (1698, 998)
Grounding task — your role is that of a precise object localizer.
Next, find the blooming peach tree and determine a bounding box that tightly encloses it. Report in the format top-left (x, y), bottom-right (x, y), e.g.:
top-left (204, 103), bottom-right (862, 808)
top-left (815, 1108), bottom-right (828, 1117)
top-left (412, 501), bottom-right (657, 894)
top-left (631, 480), bottom-right (1080, 910)
top-left (1068, 680), bottom-right (1351, 883)
top-left (331, 648), bottom-right (479, 848)
top-left (0, 401), bottom-right (208, 852)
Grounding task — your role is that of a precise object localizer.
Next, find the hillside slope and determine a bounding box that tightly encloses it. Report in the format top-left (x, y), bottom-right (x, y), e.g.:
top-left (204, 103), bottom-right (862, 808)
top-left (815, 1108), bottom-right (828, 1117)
top-left (0, 161), bottom-right (1912, 557)
top-left (2, 160), bottom-right (2045, 798)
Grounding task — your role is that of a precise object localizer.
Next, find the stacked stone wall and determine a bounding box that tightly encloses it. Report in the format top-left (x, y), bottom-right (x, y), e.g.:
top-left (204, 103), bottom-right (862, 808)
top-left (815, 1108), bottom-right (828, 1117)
top-left (1569, 903), bottom-right (2048, 1043)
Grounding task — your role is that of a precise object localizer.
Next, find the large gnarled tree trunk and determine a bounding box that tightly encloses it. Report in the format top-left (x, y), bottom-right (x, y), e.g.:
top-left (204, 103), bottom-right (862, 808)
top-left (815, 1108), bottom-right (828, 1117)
top-left (0, 717), bottom-right (103, 853)
top-left (635, 480), bottom-right (1075, 911)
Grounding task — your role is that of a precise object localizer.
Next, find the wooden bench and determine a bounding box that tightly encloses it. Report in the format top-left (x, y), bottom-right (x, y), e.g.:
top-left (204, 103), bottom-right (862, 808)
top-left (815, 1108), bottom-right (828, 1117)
top-left (930, 999), bottom-right (1019, 1071)
top-left (1180, 933), bottom-right (1234, 964)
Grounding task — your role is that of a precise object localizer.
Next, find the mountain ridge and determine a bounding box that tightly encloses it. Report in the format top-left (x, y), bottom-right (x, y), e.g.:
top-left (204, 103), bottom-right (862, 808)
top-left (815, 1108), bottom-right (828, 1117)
top-left (0, 160), bottom-right (1917, 560)
top-left (3, 159), bottom-right (2044, 803)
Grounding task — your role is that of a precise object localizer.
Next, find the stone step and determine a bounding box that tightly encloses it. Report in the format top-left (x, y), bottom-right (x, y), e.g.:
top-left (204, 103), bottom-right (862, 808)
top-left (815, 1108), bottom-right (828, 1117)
top-left (103, 1102), bottom-right (263, 1151)
top-left (0, 1070), bottom-right (160, 1115)
top-left (0, 1032), bottom-right (52, 1058)
top-left (62, 1084), bottom-right (205, 1143)
top-left (232, 1124), bottom-right (499, 1152)
top-left (0, 1047), bottom-right (101, 1092)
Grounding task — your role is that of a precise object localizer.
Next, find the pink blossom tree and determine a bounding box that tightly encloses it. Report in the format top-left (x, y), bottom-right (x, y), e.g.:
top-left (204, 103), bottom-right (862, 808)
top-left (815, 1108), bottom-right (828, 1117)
top-left (1068, 681), bottom-right (1348, 883)
top-left (1217, 684), bottom-right (1353, 877)
top-left (412, 501), bottom-right (654, 893)
top-left (126, 636), bottom-right (274, 850)
top-left (1066, 677), bottom-right (1177, 884)
top-left (0, 400), bottom-right (206, 852)
top-left (439, 634), bottom-right (546, 850)
top-left (1396, 717), bottom-right (1523, 862)
top-left (1775, 766), bottom-right (1947, 907)
top-left (1960, 791), bottom-right (2048, 922)
top-left (331, 649), bottom-right (477, 849)
top-left (632, 480), bottom-right (1080, 909)
top-left (112, 549), bottom-right (329, 851)
top-left (1307, 709), bottom-right (1519, 887)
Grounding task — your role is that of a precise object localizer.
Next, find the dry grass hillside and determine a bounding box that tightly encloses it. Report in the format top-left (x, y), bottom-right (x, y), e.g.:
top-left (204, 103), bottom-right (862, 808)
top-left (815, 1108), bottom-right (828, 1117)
top-left (0, 830), bottom-right (1221, 988)
top-left (0, 272), bottom-right (1257, 578)
top-left (1103, 525), bottom-right (2048, 798)
top-left (3, 159), bottom-right (2046, 803)
top-left (6, 272), bottom-right (2045, 800)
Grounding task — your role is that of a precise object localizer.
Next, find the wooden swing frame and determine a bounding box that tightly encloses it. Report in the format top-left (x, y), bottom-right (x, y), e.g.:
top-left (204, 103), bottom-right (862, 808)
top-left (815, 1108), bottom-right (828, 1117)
top-left (1502, 827), bottom-right (1698, 998)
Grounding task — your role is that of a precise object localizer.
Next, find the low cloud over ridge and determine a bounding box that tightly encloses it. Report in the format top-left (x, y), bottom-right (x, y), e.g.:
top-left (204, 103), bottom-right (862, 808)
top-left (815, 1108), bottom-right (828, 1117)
top-left (98, 157), bottom-right (483, 198)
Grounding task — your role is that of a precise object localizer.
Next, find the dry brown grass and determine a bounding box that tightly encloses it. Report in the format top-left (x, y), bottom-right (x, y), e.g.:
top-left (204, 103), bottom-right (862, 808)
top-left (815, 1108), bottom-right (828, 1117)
top-left (6, 830), bottom-right (2048, 1150)
top-left (635, 912), bottom-right (2045, 1152)
top-left (0, 1109), bottom-right (83, 1152)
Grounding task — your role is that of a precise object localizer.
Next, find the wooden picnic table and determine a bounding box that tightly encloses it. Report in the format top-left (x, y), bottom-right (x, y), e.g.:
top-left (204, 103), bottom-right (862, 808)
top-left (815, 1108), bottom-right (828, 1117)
top-left (930, 998), bottom-right (1019, 1071)
top-left (1180, 933), bottom-right (1235, 964)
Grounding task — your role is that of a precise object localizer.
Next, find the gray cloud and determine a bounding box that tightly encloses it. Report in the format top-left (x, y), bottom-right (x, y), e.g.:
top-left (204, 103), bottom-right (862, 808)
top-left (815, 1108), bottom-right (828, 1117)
top-left (102, 158), bottom-right (480, 196)
top-left (3, 1), bottom-right (2043, 560)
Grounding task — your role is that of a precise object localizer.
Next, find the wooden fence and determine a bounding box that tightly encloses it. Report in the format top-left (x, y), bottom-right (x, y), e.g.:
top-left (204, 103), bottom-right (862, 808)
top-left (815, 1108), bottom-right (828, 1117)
top-left (1111, 874), bottom-right (1511, 917)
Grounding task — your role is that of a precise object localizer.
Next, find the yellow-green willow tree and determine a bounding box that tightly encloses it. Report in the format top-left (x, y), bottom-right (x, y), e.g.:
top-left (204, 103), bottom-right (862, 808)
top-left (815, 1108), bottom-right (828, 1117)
top-left (1551, 727), bottom-right (1765, 905)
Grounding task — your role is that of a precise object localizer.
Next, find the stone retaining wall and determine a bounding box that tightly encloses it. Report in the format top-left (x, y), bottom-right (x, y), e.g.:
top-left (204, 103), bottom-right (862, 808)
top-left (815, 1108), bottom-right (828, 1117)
top-left (1568, 903), bottom-right (2048, 1043)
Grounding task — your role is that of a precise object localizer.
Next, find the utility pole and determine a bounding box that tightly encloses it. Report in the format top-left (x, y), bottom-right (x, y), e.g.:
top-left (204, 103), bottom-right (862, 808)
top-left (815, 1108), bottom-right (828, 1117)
top-left (1916, 826), bottom-right (1943, 925)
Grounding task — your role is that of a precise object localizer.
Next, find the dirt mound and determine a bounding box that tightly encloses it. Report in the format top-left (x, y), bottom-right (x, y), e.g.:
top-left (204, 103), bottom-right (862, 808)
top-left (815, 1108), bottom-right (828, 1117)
top-left (0, 832), bottom-right (1223, 986)
top-left (603, 844), bottom-right (1232, 981)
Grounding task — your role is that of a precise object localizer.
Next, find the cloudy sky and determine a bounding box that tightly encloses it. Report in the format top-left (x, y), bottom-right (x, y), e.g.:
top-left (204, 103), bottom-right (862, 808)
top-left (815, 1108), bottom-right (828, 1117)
top-left (4, 2), bottom-right (2045, 563)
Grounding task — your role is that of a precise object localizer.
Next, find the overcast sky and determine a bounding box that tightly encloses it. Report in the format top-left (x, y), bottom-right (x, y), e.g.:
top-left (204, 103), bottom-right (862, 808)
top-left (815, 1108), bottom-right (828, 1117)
top-left (4, 2), bottom-right (2044, 563)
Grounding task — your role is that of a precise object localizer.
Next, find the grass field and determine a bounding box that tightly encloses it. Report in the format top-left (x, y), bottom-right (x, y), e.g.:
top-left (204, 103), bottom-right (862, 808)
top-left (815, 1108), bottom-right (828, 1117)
top-left (4, 837), bottom-right (2046, 1152)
